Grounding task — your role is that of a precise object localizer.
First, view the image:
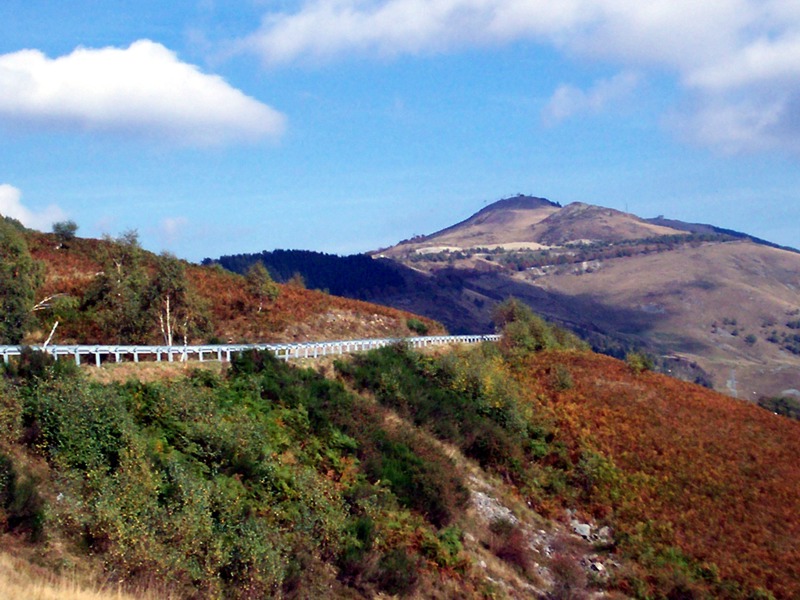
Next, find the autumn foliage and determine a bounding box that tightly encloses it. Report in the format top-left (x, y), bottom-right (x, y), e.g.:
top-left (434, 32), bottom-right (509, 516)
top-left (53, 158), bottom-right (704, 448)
top-left (520, 350), bottom-right (800, 599)
top-left (24, 230), bottom-right (443, 345)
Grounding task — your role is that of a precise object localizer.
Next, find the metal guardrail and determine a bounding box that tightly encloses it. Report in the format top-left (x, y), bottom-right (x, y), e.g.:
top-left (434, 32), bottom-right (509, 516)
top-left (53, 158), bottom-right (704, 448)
top-left (0, 334), bottom-right (501, 367)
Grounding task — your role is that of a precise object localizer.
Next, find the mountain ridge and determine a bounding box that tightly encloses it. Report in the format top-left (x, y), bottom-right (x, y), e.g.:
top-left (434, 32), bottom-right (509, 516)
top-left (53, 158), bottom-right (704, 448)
top-left (206, 194), bottom-right (800, 400)
top-left (372, 196), bottom-right (800, 399)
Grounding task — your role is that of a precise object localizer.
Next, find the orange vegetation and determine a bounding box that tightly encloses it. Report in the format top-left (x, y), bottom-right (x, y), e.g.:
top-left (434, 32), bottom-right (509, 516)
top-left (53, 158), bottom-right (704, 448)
top-left (522, 351), bottom-right (800, 598)
top-left (187, 264), bottom-right (444, 342)
top-left (26, 231), bottom-right (443, 344)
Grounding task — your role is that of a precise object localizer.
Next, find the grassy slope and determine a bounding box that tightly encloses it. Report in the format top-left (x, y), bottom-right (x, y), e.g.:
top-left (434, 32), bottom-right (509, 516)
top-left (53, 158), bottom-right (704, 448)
top-left (521, 350), bottom-right (800, 598)
top-left (25, 231), bottom-right (444, 345)
top-left (2, 343), bottom-right (798, 598)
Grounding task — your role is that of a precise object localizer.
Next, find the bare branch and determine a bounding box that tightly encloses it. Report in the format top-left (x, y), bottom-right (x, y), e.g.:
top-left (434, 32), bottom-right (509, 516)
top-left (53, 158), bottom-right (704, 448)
top-left (32, 293), bottom-right (68, 312)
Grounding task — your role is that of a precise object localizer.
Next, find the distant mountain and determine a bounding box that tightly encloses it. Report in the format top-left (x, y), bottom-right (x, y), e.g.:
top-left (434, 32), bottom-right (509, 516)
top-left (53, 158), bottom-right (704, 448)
top-left (381, 195), bottom-right (685, 256)
top-left (369, 195), bottom-right (800, 399)
top-left (200, 195), bottom-right (800, 400)
top-left (382, 195), bottom-right (563, 253)
top-left (645, 215), bottom-right (799, 253)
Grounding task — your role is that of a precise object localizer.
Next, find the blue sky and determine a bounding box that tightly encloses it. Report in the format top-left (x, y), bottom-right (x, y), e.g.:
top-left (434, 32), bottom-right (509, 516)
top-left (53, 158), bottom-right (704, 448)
top-left (1, 0), bottom-right (799, 261)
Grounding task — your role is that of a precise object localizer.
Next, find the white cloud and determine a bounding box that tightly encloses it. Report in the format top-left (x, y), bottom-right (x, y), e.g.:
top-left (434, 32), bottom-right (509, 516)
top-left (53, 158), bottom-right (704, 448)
top-left (243, 0), bottom-right (591, 64)
top-left (245, 0), bottom-right (800, 154)
top-left (670, 94), bottom-right (800, 155)
top-left (0, 40), bottom-right (286, 146)
top-left (0, 184), bottom-right (67, 231)
top-left (542, 71), bottom-right (639, 125)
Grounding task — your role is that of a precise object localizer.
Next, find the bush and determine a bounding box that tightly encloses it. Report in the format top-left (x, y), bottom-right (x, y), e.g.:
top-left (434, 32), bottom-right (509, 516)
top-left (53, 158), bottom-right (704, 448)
top-left (0, 378), bottom-right (22, 441)
top-left (337, 344), bottom-right (567, 502)
top-left (550, 553), bottom-right (588, 600)
top-left (366, 433), bottom-right (466, 528)
top-left (23, 378), bottom-right (130, 471)
top-left (406, 318), bottom-right (429, 335)
top-left (757, 395), bottom-right (800, 421)
top-left (0, 453), bottom-right (45, 540)
top-left (625, 351), bottom-right (654, 374)
top-left (0, 220), bottom-right (43, 344)
top-left (553, 364), bottom-right (574, 390)
top-left (0, 453), bottom-right (13, 528)
top-left (52, 220), bottom-right (78, 243)
top-left (373, 548), bottom-right (419, 596)
top-left (493, 298), bottom-right (585, 359)
top-left (488, 518), bottom-right (530, 573)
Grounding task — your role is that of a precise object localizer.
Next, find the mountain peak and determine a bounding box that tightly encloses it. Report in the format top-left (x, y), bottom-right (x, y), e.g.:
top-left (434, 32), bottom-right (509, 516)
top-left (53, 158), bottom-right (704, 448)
top-left (479, 195), bottom-right (561, 214)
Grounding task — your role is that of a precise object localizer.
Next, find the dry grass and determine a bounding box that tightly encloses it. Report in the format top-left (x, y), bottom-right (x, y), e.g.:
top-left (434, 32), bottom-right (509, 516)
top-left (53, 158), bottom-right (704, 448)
top-left (0, 552), bottom-right (163, 600)
top-left (82, 360), bottom-right (224, 384)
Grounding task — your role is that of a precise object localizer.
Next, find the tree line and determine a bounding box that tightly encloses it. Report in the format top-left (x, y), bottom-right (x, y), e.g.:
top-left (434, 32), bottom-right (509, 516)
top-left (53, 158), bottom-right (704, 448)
top-left (204, 249), bottom-right (406, 299)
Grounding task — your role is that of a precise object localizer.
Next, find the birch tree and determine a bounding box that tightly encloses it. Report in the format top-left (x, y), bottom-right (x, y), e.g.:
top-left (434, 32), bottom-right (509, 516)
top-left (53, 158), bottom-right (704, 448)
top-left (150, 253), bottom-right (210, 346)
top-left (245, 262), bottom-right (280, 313)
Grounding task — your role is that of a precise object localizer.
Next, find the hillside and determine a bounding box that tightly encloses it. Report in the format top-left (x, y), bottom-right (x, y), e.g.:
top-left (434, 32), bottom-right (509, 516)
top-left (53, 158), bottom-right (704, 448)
top-left (11, 227), bottom-right (443, 347)
top-left (366, 195), bottom-right (800, 400)
top-left (1, 305), bottom-right (797, 599)
top-left (202, 195), bottom-right (800, 399)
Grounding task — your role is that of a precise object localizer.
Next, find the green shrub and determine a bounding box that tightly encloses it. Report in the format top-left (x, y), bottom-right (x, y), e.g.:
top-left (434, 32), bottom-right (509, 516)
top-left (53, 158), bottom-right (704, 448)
top-left (0, 452), bottom-right (13, 529)
top-left (23, 379), bottom-right (130, 471)
top-left (3, 346), bottom-right (77, 383)
top-left (423, 526), bottom-right (464, 569)
top-left (757, 395), bottom-right (800, 421)
top-left (365, 432), bottom-right (466, 528)
top-left (406, 318), bottom-right (429, 335)
top-left (493, 297), bottom-right (586, 360)
top-left (0, 454), bottom-right (44, 540)
top-left (373, 548), bottom-right (420, 596)
top-left (336, 344), bottom-right (571, 504)
top-left (625, 351), bottom-right (654, 374)
top-left (553, 364), bottom-right (574, 390)
top-left (0, 378), bottom-right (22, 441)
